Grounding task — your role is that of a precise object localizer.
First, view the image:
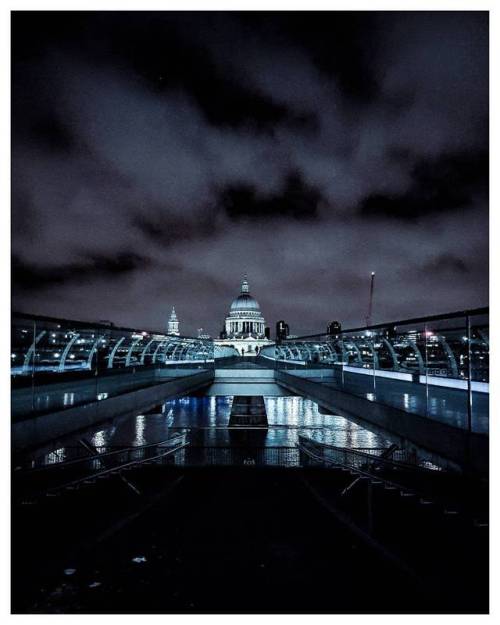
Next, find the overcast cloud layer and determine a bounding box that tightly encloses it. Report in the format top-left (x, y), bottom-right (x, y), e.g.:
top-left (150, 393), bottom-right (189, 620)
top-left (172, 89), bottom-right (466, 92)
top-left (12, 11), bottom-right (489, 336)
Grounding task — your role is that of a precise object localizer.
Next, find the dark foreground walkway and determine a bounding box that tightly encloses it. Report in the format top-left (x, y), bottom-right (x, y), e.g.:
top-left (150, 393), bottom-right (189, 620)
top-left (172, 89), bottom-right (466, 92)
top-left (12, 466), bottom-right (488, 614)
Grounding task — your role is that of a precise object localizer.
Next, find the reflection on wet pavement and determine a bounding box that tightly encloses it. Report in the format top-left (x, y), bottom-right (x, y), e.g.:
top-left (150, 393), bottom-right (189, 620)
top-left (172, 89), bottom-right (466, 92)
top-left (81, 395), bottom-right (390, 451)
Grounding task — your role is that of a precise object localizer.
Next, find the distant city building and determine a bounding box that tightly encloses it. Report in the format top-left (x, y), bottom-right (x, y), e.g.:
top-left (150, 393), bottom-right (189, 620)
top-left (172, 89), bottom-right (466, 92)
top-left (384, 325), bottom-right (397, 340)
top-left (264, 326), bottom-right (271, 339)
top-left (214, 275), bottom-right (273, 356)
top-left (197, 328), bottom-right (211, 339)
top-left (404, 328), bottom-right (419, 345)
top-left (276, 320), bottom-right (289, 342)
top-left (167, 307), bottom-right (180, 336)
top-left (327, 321), bottom-right (342, 336)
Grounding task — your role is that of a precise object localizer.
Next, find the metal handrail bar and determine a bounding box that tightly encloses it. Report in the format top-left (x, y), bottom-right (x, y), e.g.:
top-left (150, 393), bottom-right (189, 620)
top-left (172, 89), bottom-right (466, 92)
top-left (297, 440), bottom-right (469, 516)
top-left (297, 441), bottom-right (420, 495)
top-left (45, 441), bottom-right (190, 495)
top-left (24, 442), bottom-right (396, 471)
top-left (20, 434), bottom-right (186, 474)
top-left (180, 446), bottom-right (300, 467)
top-left (297, 435), bottom-right (438, 474)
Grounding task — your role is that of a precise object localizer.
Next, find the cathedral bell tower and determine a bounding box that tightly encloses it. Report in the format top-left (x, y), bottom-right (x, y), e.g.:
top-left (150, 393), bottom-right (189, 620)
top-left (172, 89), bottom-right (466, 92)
top-left (167, 307), bottom-right (180, 336)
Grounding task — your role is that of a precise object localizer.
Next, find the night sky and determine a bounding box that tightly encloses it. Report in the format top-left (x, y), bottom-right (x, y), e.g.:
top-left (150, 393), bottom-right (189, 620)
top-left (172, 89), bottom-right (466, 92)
top-left (11, 11), bottom-right (489, 337)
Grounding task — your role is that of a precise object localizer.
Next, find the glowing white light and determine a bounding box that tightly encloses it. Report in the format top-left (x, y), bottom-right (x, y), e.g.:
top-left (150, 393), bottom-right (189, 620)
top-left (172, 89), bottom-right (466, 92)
top-left (134, 415), bottom-right (146, 446)
top-left (63, 392), bottom-right (75, 406)
top-left (45, 448), bottom-right (66, 465)
top-left (69, 354), bottom-right (75, 359)
top-left (92, 430), bottom-right (106, 448)
top-left (54, 352), bottom-right (60, 358)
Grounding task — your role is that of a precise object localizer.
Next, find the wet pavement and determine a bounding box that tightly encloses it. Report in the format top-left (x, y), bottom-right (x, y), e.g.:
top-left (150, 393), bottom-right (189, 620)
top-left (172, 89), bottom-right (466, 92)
top-left (30, 396), bottom-right (394, 466)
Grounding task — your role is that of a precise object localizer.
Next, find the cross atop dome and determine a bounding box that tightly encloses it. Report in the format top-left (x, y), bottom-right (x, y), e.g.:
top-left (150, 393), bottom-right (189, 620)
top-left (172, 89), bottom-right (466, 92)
top-left (241, 274), bottom-right (249, 294)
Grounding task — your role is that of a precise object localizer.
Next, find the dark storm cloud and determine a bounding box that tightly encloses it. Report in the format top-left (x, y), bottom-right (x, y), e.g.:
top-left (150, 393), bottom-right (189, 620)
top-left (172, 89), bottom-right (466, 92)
top-left (27, 113), bottom-right (76, 153)
top-left (133, 211), bottom-right (217, 245)
top-left (11, 11), bottom-right (488, 335)
top-left (220, 172), bottom-right (322, 221)
top-left (359, 149), bottom-right (488, 220)
top-left (12, 252), bottom-right (151, 291)
top-left (420, 254), bottom-right (470, 276)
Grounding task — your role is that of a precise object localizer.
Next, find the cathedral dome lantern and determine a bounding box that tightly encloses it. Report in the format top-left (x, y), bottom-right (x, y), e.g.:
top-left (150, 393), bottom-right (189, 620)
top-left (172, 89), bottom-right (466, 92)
top-left (229, 276), bottom-right (262, 314)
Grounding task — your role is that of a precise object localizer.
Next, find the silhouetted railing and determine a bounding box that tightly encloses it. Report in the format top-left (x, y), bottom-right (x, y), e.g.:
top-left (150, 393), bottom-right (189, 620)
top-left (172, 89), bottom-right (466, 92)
top-left (297, 434), bottom-right (437, 472)
top-left (14, 434), bottom-right (188, 499)
top-left (182, 445), bottom-right (300, 467)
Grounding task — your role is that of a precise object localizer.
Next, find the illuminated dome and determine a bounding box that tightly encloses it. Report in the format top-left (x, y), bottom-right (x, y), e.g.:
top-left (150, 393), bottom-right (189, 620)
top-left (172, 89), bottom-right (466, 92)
top-left (229, 277), bottom-right (261, 313)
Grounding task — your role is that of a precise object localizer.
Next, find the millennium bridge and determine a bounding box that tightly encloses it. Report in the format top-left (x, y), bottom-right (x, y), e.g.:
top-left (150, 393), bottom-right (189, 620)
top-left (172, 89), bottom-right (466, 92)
top-left (11, 308), bottom-right (489, 613)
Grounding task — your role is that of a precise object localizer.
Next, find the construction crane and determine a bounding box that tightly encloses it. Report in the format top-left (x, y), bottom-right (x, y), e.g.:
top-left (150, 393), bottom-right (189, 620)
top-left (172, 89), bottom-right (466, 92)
top-left (365, 272), bottom-right (375, 327)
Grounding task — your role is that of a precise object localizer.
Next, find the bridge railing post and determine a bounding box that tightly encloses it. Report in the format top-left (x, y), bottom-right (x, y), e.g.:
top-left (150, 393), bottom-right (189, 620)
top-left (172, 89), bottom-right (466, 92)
top-left (466, 313), bottom-right (473, 436)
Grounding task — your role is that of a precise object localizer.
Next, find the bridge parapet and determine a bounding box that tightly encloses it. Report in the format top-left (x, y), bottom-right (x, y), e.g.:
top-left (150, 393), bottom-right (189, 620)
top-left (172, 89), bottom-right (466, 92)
top-left (11, 312), bottom-right (219, 421)
top-left (260, 308), bottom-right (489, 435)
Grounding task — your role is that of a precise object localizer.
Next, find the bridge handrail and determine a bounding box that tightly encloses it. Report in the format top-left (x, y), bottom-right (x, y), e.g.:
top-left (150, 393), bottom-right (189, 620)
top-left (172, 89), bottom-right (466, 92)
top-left (173, 445), bottom-right (300, 467)
top-left (18, 434), bottom-right (187, 473)
top-left (11, 313), bottom-right (215, 385)
top-left (42, 439), bottom-right (190, 497)
top-left (297, 434), bottom-right (439, 474)
top-left (297, 439), bottom-right (423, 495)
